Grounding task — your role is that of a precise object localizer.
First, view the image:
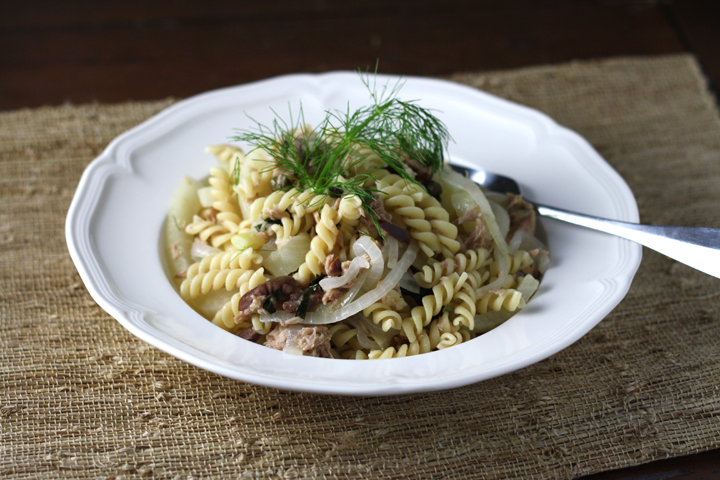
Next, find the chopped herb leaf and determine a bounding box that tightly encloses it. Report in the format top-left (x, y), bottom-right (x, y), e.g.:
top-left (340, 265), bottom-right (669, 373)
top-left (296, 284), bottom-right (320, 319)
top-left (232, 68), bottom-right (452, 239)
top-left (263, 292), bottom-right (279, 314)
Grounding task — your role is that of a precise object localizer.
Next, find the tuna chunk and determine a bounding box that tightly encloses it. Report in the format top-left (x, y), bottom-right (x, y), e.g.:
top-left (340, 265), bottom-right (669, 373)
top-left (234, 276), bottom-right (303, 323)
top-left (505, 194), bottom-right (536, 239)
top-left (264, 324), bottom-right (332, 358)
top-left (457, 206), bottom-right (491, 252)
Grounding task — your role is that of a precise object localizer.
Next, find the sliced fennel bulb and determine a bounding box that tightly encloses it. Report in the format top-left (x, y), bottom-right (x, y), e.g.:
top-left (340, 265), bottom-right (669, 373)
top-left (263, 233), bottom-right (311, 277)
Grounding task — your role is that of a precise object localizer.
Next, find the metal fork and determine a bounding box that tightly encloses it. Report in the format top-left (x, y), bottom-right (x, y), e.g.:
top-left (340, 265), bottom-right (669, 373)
top-left (450, 164), bottom-right (720, 279)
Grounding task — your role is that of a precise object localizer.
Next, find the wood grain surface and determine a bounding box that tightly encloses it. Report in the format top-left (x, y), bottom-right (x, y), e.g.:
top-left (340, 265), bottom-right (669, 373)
top-left (3, 0), bottom-right (718, 111)
top-left (2, 1), bottom-right (718, 478)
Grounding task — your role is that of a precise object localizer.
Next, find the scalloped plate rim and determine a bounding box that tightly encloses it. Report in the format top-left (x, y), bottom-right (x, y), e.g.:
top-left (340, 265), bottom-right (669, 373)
top-left (66, 71), bottom-right (642, 395)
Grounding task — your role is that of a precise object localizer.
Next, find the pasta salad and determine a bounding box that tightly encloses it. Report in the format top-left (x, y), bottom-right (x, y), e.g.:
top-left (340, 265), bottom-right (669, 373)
top-left (164, 79), bottom-right (548, 359)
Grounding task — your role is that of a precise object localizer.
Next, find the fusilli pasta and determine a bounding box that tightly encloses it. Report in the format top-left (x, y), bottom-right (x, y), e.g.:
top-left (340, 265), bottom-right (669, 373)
top-left (165, 94), bottom-right (548, 359)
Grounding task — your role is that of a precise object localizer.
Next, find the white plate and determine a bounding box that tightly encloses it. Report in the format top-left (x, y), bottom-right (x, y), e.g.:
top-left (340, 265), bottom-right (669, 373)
top-left (66, 72), bottom-right (641, 395)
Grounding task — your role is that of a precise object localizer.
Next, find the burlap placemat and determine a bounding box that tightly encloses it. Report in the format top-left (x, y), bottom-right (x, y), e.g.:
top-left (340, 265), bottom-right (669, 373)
top-left (2, 54), bottom-right (720, 479)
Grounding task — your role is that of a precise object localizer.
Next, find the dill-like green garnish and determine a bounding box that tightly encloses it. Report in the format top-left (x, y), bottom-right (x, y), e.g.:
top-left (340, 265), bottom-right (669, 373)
top-left (295, 275), bottom-right (323, 319)
top-left (232, 69), bottom-right (451, 234)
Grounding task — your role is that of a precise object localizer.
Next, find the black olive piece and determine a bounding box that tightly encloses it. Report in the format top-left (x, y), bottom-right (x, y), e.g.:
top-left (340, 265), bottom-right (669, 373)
top-left (329, 185), bottom-right (344, 198)
top-left (379, 220), bottom-right (410, 244)
top-left (425, 180), bottom-right (443, 198)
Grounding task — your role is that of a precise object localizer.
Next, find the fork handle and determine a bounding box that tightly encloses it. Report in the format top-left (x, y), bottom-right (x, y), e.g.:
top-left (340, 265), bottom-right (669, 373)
top-left (536, 204), bottom-right (720, 279)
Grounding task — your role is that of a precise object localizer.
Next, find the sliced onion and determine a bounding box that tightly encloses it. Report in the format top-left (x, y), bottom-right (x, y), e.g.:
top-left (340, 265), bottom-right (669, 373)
top-left (441, 168), bottom-right (509, 253)
top-left (450, 191), bottom-right (476, 220)
top-left (191, 239), bottom-right (222, 261)
top-left (508, 230), bottom-right (547, 254)
top-left (536, 251), bottom-right (550, 274)
top-left (346, 314), bottom-right (395, 349)
top-left (319, 255), bottom-right (369, 291)
top-left (197, 186), bottom-right (215, 208)
top-left (338, 269), bottom-right (370, 308)
top-left (508, 229), bottom-right (549, 275)
top-left (355, 328), bottom-right (380, 350)
top-left (258, 238), bottom-right (277, 259)
top-left (516, 274), bottom-right (540, 302)
top-left (398, 271), bottom-right (420, 293)
top-left (353, 235), bottom-right (384, 295)
top-left (259, 310), bottom-right (296, 323)
top-left (383, 236), bottom-right (399, 269)
top-left (472, 310), bottom-right (513, 334)
top-left (317, 268), bottom-right (372, 314)
top-left (302, 241), bottom-right (418, 325)
top-left (484, 191), bottom-right (508, 204)
top-left (476, 253), bottom-right (509, 296)
top-left (263, 232), bottom-right (311, 277)
top-left (442, 168), bottom-right (511, 292)
top-left (345, 315), bottom-right (381, 350)
top-left (311, 236), bottom-right (385, 315)
top-left (489, 200), bottom-right (510, 239)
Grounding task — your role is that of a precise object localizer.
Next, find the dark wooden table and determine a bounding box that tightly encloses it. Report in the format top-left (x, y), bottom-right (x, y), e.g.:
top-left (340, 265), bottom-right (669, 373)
top-left (3, 1), bottom-right (719, 478)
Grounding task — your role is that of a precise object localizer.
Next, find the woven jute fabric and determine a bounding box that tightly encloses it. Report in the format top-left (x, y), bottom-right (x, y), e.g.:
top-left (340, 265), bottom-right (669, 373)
top-left (2, 54), bottom-right (720, 479)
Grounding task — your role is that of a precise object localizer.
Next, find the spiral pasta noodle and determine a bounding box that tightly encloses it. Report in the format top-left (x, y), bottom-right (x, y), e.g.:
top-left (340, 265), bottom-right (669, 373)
top-left (363, 301), bottom-right (403, 332)
top-left (185, 215), bottom-right (235, 249)
top-left (338, 194), bottom-right (364, 225)
top-left (233, 149), bottom-right (274, 201)
top-left (249, 188), bottom-right (302, 222)
top-left (403, 272), bottom-right (468, 338)
top-left (413, 247), bottom-right (489, 288)
top-left (294, 203), bottom-right (341, 286)
top-left (451, 280), bottom-right (477, 330)
top-left (476, 288), bottom-right (524, 315)
top-left (211, 268), bottom-right (268, 330)
top-left (166, 100), bottom-right (547, 359)
top-left (377, 174), bottom-right (440, 258)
